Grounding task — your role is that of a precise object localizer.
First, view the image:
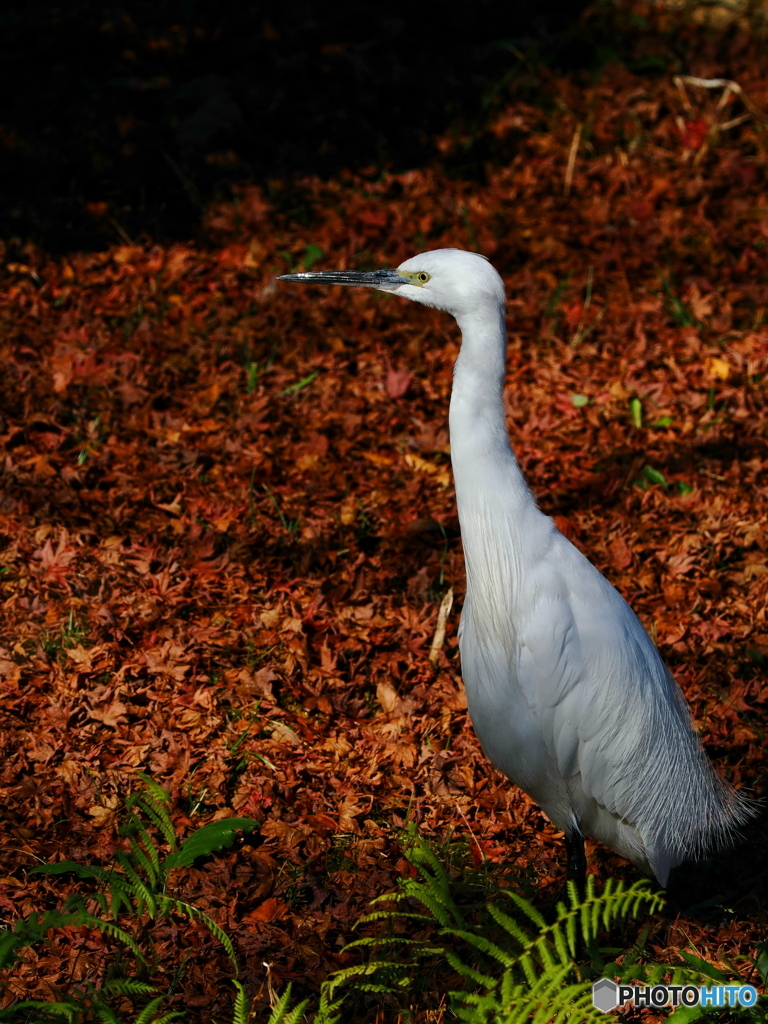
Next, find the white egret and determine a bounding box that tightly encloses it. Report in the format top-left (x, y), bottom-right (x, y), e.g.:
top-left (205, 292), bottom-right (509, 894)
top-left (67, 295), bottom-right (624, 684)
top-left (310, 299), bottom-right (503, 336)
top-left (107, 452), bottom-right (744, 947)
top-left (278, 248), bottom-right (753, 887)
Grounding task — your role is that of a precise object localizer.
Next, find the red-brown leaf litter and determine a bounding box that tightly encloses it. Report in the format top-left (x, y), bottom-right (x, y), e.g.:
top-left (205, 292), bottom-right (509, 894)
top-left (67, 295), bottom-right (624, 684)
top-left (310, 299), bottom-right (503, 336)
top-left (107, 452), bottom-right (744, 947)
top-left (1, 3), bottom-right (767, 1020)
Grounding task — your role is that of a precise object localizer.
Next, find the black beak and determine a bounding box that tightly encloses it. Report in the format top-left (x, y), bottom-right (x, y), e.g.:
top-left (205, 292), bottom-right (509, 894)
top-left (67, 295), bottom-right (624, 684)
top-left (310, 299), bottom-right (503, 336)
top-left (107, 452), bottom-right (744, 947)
top-left (277, 268), bottom-right (406, 291)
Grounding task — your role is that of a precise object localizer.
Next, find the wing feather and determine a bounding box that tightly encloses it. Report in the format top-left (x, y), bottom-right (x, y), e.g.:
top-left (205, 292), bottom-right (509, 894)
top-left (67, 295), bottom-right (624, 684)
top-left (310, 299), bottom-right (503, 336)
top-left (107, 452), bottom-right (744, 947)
top-left (512, 533), bottom-right (743, 861)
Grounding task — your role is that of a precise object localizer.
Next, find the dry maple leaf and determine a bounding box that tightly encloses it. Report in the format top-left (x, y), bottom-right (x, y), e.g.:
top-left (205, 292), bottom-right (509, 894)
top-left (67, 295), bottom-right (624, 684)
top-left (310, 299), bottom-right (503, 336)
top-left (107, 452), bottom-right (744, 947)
top-left (88, 698), bottom-right (129, 728)
top-left (386, 363), bottom-right (412, 399)
top-left (144, 642), bottom-right (192, 681)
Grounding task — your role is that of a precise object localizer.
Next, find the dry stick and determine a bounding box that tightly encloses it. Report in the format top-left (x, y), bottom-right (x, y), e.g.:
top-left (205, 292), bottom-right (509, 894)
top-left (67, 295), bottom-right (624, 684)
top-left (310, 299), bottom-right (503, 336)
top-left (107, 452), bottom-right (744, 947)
top-left (429, 587), bottom-right (454, 664)
top-left (571, 266), bottom-right (606, 349)
top-left (455, 803), bottom-right (486, 866)
top-left (674, 74), bottom-right (768, 125)
top-left (564, 123), bottom-right (582, 197)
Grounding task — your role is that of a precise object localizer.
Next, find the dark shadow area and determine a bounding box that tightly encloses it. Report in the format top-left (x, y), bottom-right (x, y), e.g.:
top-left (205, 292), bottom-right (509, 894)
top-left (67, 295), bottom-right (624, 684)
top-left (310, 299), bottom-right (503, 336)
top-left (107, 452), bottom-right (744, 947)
top-left (539, 435), bottom-right (768, 518)
top-left (666, 786), bottom-right (768, 924)
top-left (2, 0), bottom-right (595, 252)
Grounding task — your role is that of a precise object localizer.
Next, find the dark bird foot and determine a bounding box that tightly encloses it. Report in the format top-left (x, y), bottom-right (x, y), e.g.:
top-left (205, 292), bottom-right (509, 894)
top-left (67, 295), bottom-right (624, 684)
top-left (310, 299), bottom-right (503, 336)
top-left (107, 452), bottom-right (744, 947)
top-left (565, 829), bottom-right (587, 900)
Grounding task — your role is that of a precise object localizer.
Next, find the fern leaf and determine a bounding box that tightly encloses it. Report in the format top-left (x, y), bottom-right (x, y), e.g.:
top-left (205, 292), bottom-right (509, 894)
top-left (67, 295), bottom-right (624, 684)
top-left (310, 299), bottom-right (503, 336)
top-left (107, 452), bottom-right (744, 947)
top-left (452, 967), bottom-right (593, 1024)
top-left (131, 995), bottom-right (170, 1024)
top-left (549, 917), bottom-right (573, 969)
top-left (322, 959), bottom-right (414, 1000)
top-left (31, 861), bottom-right (111, 882)
top-left (125, 823), bottom-right (162, 888)
top-left (92, 1003), bottom-right (121, 1024)
top-left (397, 880), bottom-right (459, 929)
top-left (133, 797), bottom-right (176, 849)
top-left (113, 851), bottom-right (157, 916)
top-left (129, 784), bottom-right (177, 851)
top-left (485, 902), bottom-right (537, 954)
top-left (315, 984), bottom-right (344, 1024)
top-left (265, 984), bottom-right (309, 1024)
top-left (512, 949), bottom-right (539, 989)
top-left (442, 924), bottom-right (518, 969)
top-left (77, 909), bottom-right (146, 962)
top-left (0, 999), bottom-right (79, 1022)
top-left (355, 908), bottom-right (436, 927)
top-left (0, 911), bottom-right (85, 969)
top-left (442, 948), bottom-right (498, 988)
top-left (230, 980), bottom-right (251, 1024)
top-left (134, 772), bottom-right (173, 807)
top-left (60, 871), bottom-right (134, 921)
top-left (163, 817), bottom-right (259, 871)
top-left (157, 896), bottom-right (239, 973)
top-left (106, 881), bottom-right (136, 920)
top-left (101, 979), bottom-right (158, 997)
top-left (127, 796), bottom-right (174, 849)
top-left (676, 950), bottom-right (731, 983)
top-left (398, 825), bottom-right (465, 928)
top-left (531, 930), bottom-right (559, 973)
top-left (341, 935), bottom-right (442, 953)
top-left (499, 887), bottom-right (548, 931)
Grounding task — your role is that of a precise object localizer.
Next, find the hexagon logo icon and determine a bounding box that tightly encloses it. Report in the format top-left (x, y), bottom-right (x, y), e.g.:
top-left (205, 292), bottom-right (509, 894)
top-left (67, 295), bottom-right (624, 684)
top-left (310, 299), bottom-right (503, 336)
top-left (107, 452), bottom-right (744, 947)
top-left (592, 978), bottom-right (619, 1013)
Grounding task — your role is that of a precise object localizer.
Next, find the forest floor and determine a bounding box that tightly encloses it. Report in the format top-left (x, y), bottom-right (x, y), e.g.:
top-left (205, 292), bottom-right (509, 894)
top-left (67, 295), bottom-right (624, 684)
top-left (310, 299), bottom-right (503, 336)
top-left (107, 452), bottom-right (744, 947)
top-left (1, 2), bottom-right (768, 1021)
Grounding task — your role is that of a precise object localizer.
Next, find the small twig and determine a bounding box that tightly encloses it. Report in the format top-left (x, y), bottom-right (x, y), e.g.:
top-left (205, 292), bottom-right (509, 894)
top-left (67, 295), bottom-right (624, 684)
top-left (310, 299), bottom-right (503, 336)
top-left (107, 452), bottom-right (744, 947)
top-left (719, 113), bottom-right (752, 131)
top-left (564, 123), bottom-right (582, 197)
top-left (676, 75), bottom-right (738, 92)
top-left (571, 266), bottom-right (594, 348)
top-left (456, 804), bottom-right (486, 865)
top-left (262, 961), bottom-right (278, 1008)
top-left (429, 587), bottom-right (454, 664)
top-left (107, 216), bottom-right (134, 246)
top-left (674, 74), bottom-right (768, 126)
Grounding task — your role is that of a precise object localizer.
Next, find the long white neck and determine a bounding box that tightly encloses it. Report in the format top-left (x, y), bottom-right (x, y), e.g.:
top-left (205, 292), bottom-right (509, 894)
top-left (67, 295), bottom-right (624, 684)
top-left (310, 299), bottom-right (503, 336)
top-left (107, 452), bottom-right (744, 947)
top-left (448, 307), bottom-right (544, 622)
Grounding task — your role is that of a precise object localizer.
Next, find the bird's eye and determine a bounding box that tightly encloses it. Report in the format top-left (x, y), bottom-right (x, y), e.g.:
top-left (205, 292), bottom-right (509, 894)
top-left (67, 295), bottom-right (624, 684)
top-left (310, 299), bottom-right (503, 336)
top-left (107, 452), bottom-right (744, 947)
top-left (416, 272), bottom-right (430, 283)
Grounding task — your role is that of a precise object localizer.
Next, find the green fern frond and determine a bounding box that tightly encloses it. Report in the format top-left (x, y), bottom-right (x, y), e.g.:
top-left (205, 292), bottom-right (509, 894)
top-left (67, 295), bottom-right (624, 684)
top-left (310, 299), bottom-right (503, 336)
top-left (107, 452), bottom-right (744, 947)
top-left (396, 884), bottom-right (460, 929)
top-left (77, 911), bottom-right (146, 962)
top-left (132, 994), bottom-right (185, 1024)
top-left (163, 817), bottom-right (259, 871)
top-left (31, 861), bottom-right (112, 884)
top-left (0, 910), bottom-right (83, 969)
top-left (130, 775), bottom-right (178, 849)
top-left (318, 824), bottom-right (692, 1023)
top-left (0, 999), bottom-right (80, 1022)
top-left (442, 948), bottom-right (498, 988)
top-left (133, 772), bottom-right (172, 807)
top-left (499, 885), bottom-right (548, 931)
top-left (354, 907), bottom-right (435, 927)
top-left (157, 895), bottom-right (240, 973)
top-left (455, 969), bottom-right (596, 1024)
top-left (485, 902), bottom-right (540, 956)
top-left (229, 980), bottom-right (251, 1024)
top-left (92, 1003), bottom-right (121, 1024)
top-left (113, 851), bottom-right (158, 915)
top-left (323, 959), bottom-right (403, 991)
top-left (105, 882), bottom-right (136, 920)
top-left (442, 925), bottom-right (519, 970)
top-left (96, 979), bottom-right (158, 997)
top-left (125, 826), bottom-right (162, 888)
top-left (265, 984), bottom-right (310, 1024)
top-left (2, 775), bottom-right (253, 1022)
top-left (314, 984), bottom-right (344, 1024)
top-left (341, 934), bottom-right (442, 955)
top-left (394, 824), bottom-right (467, 928)
top-left (321, 955), bottom-right (423, 1002)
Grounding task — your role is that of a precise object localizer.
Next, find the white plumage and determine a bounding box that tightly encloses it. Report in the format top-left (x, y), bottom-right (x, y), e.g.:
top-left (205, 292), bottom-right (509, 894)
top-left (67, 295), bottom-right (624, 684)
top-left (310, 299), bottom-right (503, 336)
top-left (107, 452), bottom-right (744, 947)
top-left (279, 248), bottom-right (752, 885)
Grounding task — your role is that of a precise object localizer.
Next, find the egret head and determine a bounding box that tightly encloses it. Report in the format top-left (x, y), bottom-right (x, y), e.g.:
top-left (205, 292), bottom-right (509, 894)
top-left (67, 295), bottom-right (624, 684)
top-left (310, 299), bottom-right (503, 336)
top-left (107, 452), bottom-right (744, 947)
top-left (278, 248), bottom-right (506, 322)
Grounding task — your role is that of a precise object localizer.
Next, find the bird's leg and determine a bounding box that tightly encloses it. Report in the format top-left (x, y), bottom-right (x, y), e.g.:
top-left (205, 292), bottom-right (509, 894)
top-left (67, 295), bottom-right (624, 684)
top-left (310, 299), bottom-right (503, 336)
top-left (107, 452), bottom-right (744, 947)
top-left (565, 829), bottom-right (587, 899)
